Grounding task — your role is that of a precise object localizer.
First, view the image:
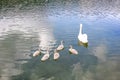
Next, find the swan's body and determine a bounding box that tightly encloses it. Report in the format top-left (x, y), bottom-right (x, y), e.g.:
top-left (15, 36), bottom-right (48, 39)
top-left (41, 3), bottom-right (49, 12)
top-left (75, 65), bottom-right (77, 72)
top-left (33, 49), bottom-right (41, 57)
top-left (41, 49), bottom-right (50, 61)
top-left (78, 24), bottom-right (88, 43)
top-left (54, 49), bottom-right (60, 60)
top-left (69, 45), bottom-right (78, 55)
top-left (56, 40), bottom-right (64, 51)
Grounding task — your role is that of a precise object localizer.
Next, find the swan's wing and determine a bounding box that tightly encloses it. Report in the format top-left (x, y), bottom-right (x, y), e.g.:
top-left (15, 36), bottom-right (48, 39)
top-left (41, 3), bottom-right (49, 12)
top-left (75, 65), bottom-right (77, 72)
top-left (33, 51), bottom-right (40, 57)
top-left (72, 49), bottom-right (78, 54)
top-left (57, 45), bottom-right (64, 50)
top-left (70, 49), bottom-right (78, 54)
top-left (54, 53), bottom-right (60, 60)
top-left (41, 53), bottom-right (49, 61)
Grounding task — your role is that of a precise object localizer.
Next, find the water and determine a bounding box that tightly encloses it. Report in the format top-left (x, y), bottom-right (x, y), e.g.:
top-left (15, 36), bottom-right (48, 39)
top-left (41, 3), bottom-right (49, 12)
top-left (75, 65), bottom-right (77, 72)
top-left (0, 0), bottom-right (120, 80)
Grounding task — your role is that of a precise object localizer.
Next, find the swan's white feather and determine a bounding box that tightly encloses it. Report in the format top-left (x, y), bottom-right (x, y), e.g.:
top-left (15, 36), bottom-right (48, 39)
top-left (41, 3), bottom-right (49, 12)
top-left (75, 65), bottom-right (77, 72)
top-left (78, 24), bottom-right (88, 43)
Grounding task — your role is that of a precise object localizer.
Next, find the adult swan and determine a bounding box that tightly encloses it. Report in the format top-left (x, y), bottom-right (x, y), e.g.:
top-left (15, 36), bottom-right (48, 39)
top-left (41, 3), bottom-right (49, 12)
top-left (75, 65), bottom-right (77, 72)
top-left (78, 24), bottom-right (88, 43)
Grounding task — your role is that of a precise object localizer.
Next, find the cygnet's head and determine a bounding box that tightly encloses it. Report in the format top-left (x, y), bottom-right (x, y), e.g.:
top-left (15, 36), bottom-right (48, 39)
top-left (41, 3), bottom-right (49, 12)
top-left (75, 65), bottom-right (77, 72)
top-left (69, 45), bottom-right (73, 48)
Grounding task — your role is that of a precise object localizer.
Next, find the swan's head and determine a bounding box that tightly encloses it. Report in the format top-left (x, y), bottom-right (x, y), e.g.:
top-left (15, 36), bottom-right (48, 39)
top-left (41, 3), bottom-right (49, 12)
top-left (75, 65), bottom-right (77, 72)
top-left (38, 48), bottom-right (41, 51)
top-left (46, 47), bottom-right (50, 52)
top-left (61, 40), bottom-right (64, 44)
top-left (80, 24), bottom-right (82, 27)
top-left (69, 45), bottom-right (73, 48)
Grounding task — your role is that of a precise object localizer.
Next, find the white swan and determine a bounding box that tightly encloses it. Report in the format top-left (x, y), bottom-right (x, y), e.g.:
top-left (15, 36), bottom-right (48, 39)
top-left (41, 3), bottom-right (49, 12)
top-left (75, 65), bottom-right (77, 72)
top-left (56, 40), bottom-right (64, 51)
top-left (53, 49), bottom-right (60, 60)
top-left (78, 24), bottom-right (88, 43)
top-left (33, 48), bottom-right (41, 57)
top-left (41, 48), bottom-right (50, 61)
top-left (69, 45), bottom-right (78, 55)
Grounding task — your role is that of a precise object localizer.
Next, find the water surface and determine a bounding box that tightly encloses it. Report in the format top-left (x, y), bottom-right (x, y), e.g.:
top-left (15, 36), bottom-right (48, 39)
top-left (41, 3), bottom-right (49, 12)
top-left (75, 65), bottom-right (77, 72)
top-left (0, 0), bottom-right (120, 80)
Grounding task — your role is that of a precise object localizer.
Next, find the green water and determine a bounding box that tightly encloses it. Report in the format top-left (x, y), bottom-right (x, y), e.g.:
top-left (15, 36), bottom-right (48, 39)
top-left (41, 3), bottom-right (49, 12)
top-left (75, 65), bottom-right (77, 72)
top-left (0, 0), bottom-right (120, 80)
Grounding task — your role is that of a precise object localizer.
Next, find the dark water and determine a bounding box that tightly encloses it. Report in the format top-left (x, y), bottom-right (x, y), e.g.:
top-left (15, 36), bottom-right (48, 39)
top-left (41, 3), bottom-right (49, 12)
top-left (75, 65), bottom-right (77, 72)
top-left (0, 0), bottom-right (120, 80)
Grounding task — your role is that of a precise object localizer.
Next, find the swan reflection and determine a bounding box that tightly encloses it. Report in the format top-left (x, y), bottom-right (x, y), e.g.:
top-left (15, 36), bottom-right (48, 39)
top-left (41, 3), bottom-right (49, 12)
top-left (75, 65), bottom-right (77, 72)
top-left (78, 41), bottom-right (88, 48)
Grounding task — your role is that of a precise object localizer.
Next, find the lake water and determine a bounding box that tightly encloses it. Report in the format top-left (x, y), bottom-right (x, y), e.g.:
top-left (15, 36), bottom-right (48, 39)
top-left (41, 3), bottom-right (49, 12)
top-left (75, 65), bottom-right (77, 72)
top-left (0, 0), bottom-right (120, 80)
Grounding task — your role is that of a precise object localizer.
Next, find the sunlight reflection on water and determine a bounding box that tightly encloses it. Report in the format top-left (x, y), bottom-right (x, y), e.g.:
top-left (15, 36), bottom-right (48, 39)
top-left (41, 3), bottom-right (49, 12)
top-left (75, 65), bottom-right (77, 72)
top-left (0, 1), bottom-right (120, 80)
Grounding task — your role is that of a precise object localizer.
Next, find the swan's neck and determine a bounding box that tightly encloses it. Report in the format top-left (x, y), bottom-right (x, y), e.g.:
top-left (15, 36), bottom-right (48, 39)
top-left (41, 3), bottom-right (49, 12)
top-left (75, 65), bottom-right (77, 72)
top-left (38, 48), bottom-right (41, 51)
top-left (47, 50), bottom-right (49, 54)
top-left (61, 41), bottom-right (63, 45)
top-left (54, 49), bottom-right (57, 53)
top-left (79, 24), bottom-right (82, 35)
top-left (70, 45), bottom-right (72, 49)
